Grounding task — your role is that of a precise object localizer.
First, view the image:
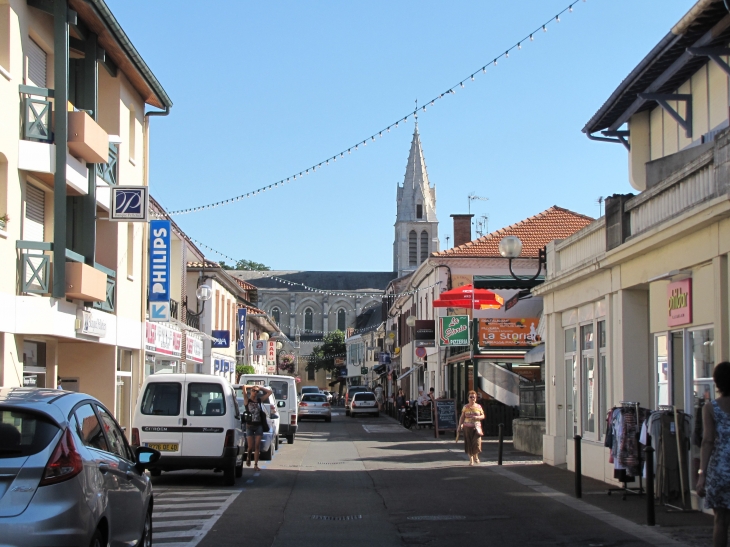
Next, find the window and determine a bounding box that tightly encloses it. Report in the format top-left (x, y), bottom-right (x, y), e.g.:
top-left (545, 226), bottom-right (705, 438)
top-left (141, 382), bottom-right (182, 416)
top-left (26, 38), bottom-right (47, 88)
top-left (302, 395), bottom-right (327, 403)
top-left (409, 230), bottom-right (417, 266)
top-left (304, 307), bottom-right (313, 331)
top-left (0, 410), bottom-right (59, 458)
top-left (0, 6), bottom-right (10, 74)
top-left (598, 320), bottom-right (607, 437)
top-left (420, 230), bottom-right (429, 263)
top-left (187, 382), bottom-right (226, 416)
top-left (564, 328), bottom-right (577, 437)
top-left (337, 308), bottom-right (346, 331)
top-left (580, 324), bottom-right (595, 437)
top-left (96, 406), bottom-right (134, 461)
top-left (272, 307), bottom-right (280, 325)
top-left (416, 204), bottom-right (423, 219)
top-left (128, 105), bottom-right (136, 162)
top-left (73, 404), bottom-right (108, 452)
top-left (307, 366), bottom-right (315, 381)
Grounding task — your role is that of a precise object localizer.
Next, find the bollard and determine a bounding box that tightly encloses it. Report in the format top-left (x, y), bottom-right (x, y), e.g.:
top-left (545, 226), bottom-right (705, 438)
top-left (498, 423), bottom-right (504, 466)
top-left (645, 446), bottom-right (655, 526)
top-left (574, 435), bottom-right (582, 498)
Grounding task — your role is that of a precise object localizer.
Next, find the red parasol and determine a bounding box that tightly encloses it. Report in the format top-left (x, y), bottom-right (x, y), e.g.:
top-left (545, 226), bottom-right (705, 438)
top-left (432, 296), bottom-right (504, 310)
top-left (438, 284), bottom-right (499, 301)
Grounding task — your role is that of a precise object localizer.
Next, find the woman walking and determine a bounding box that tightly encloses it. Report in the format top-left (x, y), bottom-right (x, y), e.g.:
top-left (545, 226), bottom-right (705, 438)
top-left (458, 390), bottom-right (485, 465)
top-left (698, 362), bottom-right (730, 547)
top-left (243, 384), bottom-right (272, 471)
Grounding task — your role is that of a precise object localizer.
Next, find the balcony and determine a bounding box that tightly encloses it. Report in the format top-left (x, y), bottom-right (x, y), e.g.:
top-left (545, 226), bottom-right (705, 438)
top-left (185, 309), bottom-right (200, 330)
top-left (16, 241), bottom-right (115, 311)
top-left (67, 111), bottom-right (109, 164)
top-left (170, 298), bottom-right (179, 320)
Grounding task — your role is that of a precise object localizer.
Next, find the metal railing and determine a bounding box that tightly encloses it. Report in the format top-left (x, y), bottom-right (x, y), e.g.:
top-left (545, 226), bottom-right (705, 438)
top-left (97, 142), bottom-right (118, 185)
top-left (17, 240), bottom-right (52, 294)
top-left (20, 85), bottom-right (54, 142)
top-left (92, 262), bottom-right (116, 313)
top-left (519, 381), bottom-right (546, 419)
top-left (170, 298), bottom-right (179, 320)
top-left (185, 310), bottom-right (200, 330)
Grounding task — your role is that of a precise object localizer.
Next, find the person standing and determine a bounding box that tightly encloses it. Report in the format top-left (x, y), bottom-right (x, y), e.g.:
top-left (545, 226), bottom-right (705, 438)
top-left (243, 384), bottom-right (272, 471)
top-left (396, 388), bottom-right (407, 424)
top-left (458, 390), bottom-right (485, 466)
top-left (697, 362), bottom-right (730, 547)
top-left (374, 383), bottom-right (385, 412)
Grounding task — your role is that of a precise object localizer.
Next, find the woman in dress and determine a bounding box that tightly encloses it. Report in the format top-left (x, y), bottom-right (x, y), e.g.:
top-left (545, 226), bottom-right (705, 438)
top-left (458, 390), bottom-right (485, 466)
top-left (697, 362), bottom-right (730, 547)
top-left (243, 384), bottom-right (272, 471)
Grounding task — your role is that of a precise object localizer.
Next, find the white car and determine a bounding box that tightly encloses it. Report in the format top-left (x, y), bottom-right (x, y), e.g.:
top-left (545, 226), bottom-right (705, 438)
top-left (350, 392), bottom-right (379, 417)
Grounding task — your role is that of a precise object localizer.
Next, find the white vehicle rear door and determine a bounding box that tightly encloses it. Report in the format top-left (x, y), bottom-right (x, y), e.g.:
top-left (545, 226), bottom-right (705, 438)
top-left (181, 380), bottom-right (227, 457)
top-left (137, 380), bottom-right (184, 455)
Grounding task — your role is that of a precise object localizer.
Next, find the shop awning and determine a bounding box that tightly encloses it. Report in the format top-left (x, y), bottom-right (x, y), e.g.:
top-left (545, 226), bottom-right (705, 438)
top-left (523, 344), bottom-right (545, 364)
top-left (397, 365), bottom-right (422, 381)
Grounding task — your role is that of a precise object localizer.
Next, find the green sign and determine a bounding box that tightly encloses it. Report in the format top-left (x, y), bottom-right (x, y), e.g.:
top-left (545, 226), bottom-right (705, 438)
top-left (439, 315), bottom-right (470, 346)
top-left (361, 367), bottom-right (368, 375)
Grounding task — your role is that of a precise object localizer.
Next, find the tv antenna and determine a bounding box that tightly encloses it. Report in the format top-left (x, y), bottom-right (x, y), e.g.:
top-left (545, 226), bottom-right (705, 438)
top-left (445, 235), bottom-right (451, 248)
top-left (468, 193), bottom-right (489, 215)
top-left (596, 196), bottom-right (604, 217)
top-left (475, 214), bottom-right (489, 237)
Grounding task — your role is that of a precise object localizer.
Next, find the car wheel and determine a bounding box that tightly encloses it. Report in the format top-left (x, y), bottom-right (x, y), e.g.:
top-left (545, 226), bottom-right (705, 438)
top-left (286, 434), bottom-right (294, 445)
top-left (325, 417), bottom-right (331, 423)
top-left (261, 444), bottom-right (273, 461)
top-left (235, 459), bottom-right (243, 478)
top-left (403, 415), bottom-right (413, 429)
top-left (89, 528), bottom-right (103, 547)
top-left (223, 461), bottom-right (236, 486)
top-left (140, 508), bottom-right (152, 547)
top-left (150, 468), bottom-right (161, 477)
top-left (374, 412), bottom-right (380, 418)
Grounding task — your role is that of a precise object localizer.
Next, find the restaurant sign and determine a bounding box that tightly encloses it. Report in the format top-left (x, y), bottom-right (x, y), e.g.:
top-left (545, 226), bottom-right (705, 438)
top-left (145, 322), bottom-right (182, 358)
top-left (668, 278), bottom-right (692, 327)
top-left (439, 315), bottom-right (469, 346)
top-left (478, 318), bottom-right (541, 347)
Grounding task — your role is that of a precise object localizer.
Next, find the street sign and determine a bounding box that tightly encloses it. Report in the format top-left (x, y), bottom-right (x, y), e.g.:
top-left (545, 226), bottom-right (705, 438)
top-left (110, 186), bottom-right (148, 221)
top-left (148, 220), bottom-right (170, 305)
top-left (504, 293), bottom-right (520, 311)
top-left (415, 346), bottom-right (427, 359)
top-left (149, 301), bottom-right (170, 322)
top-left (439, 315), bottom-right (469, 346)
top-left (360, 367), bottom-right (368, 375)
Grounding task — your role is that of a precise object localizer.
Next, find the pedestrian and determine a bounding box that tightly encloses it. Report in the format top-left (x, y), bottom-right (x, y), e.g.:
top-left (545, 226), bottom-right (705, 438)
top-left (243, 384), bottom-right (272, 471)
top-left (374, 383), bottom-right (384, 412)
top-left (56, 377), bottom-right (63, 390)
top-left (458, 390), bottom-right (485, 466)
top-left (396, 388), bottom-right (406, 424)
top-left (697, 361), bottom-right (730, 547)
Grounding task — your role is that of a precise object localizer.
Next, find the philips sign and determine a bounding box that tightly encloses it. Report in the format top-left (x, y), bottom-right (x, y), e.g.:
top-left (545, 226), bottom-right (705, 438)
top-left (148, 220), bottom-right (171, 322)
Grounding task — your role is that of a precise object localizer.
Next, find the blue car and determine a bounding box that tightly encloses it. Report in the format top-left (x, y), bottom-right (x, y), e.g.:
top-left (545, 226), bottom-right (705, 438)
top-left (0, 388), bottom-right (160, 547)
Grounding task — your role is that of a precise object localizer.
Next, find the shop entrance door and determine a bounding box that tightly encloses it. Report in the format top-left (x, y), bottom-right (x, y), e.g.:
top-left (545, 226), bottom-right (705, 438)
top-left (670, 331), bottom-right (684, 408)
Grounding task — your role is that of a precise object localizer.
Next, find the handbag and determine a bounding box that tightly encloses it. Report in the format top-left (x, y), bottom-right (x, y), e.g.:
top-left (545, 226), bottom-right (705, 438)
top-left (243, 404), bottom-right (253, 424)
top-left (259, 402), bottom-right (271, 433)
top-left (475, 421), bottom-right (483, 437)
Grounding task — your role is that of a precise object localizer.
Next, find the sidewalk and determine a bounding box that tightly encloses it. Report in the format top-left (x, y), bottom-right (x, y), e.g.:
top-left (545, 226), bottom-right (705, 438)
top-left (402, 418), bottom-right (714, 547)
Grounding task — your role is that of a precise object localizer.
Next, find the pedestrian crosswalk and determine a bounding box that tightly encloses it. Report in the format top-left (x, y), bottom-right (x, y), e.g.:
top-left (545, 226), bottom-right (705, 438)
top-left (152, 488), bottom-right (241, 547)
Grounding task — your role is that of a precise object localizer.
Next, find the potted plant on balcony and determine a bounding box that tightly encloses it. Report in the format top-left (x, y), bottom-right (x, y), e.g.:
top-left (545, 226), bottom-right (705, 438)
top-left (0, 214), bottom-right (8, 231)
top-left (279, 353), bottom-right (296, 374)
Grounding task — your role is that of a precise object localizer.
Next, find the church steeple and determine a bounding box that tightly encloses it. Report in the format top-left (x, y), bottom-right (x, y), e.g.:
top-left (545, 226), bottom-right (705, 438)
top-left (393, 126), bottom-right (439, 276)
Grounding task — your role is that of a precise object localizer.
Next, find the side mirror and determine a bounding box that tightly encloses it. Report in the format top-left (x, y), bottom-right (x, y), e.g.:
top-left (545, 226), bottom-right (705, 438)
top-left (135, 446), bottom-right (160, 472)
top-left (270, 413), bottom-right (280, 420)
top-left (277, 401), bottom-right (286, 408)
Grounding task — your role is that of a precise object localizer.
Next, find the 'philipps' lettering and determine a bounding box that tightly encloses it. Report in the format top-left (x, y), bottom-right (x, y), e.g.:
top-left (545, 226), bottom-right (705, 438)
top-left (151, 227), bottom-right (168, 294)
top-left (668, 288), bottom-right (688, 313)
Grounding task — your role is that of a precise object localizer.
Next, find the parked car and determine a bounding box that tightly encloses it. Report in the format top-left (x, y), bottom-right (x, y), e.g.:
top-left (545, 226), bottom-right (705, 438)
top-left (350, 391), bottom-right (379, 417)
top-left (300, 386), bottom-right (321, 397)
top-left (0, 387), bottom-right (160, 547)
top-left (345, 386), bottom-right (371, 416)
top-left (132, 373), bottom-right (244, 485)
top-left (233, 385), bottom-right (280, 459)
top-left (298, 394), bottom-right (332, 422)
top-left (241, 374), bottom-right (298, 444)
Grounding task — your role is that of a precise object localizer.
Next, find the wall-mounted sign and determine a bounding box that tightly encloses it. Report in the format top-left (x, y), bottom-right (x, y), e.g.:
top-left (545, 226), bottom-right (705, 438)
top-left (361, 367), bottom-right (368, 375)
top-left (267, 340), bottom-right (276, 362)
top-left (148, 221), bottom-right (171, 319)
top-left (415, 320), bottom-right (436, 348)
top-left (267, 364), bottom-right (277, 373)
top-left (253, 340), bottom-right (266, 355)
top-left (668, 278), bottom-right (692, 327)
top-left (334, 357), bottom-right (345, 366)
top-left (237, 308), bottom-right (247, 351)
top-left (214, 358), bottom-right (234, 374)
top-left (186, 336), bottom-right (203, 363)
top-left (110, 186), bottom-right (148, 221)
top-left (76, 309), bottom-right (108, 338)
top-left (439, 315), bottom-right (469, 346)
top-left (212, 330), bottom-right (231, 348)
top-left (478, 318), bottom-right (540, 347)
top-left (415, 346), bottom-right (427, 359)
top-left (378, 352), bottom-right (391, 364)
top-left (145, 322), bottom-right (182, 357)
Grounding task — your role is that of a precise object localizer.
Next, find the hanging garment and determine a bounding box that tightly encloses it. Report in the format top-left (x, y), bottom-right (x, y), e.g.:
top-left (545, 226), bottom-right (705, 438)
top-left (656, 412), bottom-right (690, 505)
top-left (704, 400), bottom-right (730, 510)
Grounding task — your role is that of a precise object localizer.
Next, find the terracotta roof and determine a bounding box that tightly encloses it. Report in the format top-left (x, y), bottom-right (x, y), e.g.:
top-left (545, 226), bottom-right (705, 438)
top-left (434, 206), bottom-right (594, 259)
top-left (235, 278), bottom-right (257, 291)
top-left (186, 260), bottom-right (221, 269)
top-left (239, 303), bottom-right (265, 314)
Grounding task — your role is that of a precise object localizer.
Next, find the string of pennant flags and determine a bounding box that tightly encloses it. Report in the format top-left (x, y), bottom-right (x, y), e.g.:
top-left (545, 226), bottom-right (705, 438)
top-left (166, 0), bottom-right (587, 217)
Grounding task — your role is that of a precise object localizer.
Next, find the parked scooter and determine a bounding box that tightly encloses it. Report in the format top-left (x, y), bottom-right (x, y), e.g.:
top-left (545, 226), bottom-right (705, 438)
top-left (401, 400), bottom-right (417, 429)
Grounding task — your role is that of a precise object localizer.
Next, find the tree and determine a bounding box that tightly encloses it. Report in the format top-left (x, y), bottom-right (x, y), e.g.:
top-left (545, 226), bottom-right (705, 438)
top-left (236, 364), bottom-right (255, 382)
top-left (307, 330), bottom-right (346, 373)
top-left (220, 259), bottom-right (270, 271)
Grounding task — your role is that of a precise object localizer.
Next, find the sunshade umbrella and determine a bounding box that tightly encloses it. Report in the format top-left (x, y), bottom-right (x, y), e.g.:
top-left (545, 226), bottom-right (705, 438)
top-left (432, 297), bottom-right (503, 310)
top-left (438, 284), bottom-right (499, 301)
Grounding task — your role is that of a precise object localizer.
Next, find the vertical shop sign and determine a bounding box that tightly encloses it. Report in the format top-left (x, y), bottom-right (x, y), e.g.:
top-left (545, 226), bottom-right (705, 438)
top-left (267, 340), bottom-right (276, 363)
top-left (148, 220), bottom-right (171, 322)
top-left (237, 308), bottom-right (247, 351)
top-left (667, 278), bottom-right (692, 327)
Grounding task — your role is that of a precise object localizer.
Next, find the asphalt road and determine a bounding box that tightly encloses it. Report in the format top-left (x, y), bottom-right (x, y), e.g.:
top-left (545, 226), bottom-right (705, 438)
top-left (149, 411), bottom-right (680, 547)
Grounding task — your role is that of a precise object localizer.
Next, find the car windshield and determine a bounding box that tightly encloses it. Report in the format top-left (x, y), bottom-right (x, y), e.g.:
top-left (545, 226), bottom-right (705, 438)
top-left (0, 409), bottom-right (60, 458)
top-left (302, 395), bottom-right (327, 403)
top-left (268, 381), bottom-right (288, 401)
top-left (355, 393), bottom-right (376, 401)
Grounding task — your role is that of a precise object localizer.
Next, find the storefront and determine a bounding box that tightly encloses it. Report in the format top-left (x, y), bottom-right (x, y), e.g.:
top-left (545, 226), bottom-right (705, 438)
top-left (145, 322), bottom-right (182, 376)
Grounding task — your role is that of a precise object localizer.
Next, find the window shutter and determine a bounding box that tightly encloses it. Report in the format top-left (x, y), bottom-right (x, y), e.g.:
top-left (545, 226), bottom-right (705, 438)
top-left (27, 39), bottom-right (47, 88)
top-left (24, 184), bottom-right (45, 241)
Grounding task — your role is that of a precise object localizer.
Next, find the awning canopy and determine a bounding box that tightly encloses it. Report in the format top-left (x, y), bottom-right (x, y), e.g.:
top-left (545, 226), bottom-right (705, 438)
top-left (523, 344), bottom-right (545, 364)
top-left (397, 365), bottom-right (422, 381)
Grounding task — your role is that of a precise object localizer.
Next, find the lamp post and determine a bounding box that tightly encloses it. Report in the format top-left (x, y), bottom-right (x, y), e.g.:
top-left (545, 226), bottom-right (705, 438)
top-left (498, 236), bottom-right (546, 282)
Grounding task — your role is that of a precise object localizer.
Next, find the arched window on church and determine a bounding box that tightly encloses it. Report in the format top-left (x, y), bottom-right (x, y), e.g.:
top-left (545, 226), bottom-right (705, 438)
top-left (420, 230), bottom-right (429, 263)
top-left (409, 230), bottom-right (417, 266)
top-left (271, 307), bottom-right (280, 325)
top-left (337, 309), bottom-right (346, 331)
top-left (304, 308), bottom-right (313, 331)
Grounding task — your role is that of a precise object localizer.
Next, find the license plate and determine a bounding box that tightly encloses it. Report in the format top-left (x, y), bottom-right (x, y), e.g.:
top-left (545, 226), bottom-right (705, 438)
top-left (147, 443), bottom-right (178, 452)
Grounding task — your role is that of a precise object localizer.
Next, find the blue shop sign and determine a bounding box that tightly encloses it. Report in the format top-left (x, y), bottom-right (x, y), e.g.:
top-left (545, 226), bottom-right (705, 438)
top-left (148, 220), bottom-right (170, 303)
top-left (212, 330), bottom-right (230, 348)
top-left (214, 359), bottom-right (232, 373)
top-left (237, 308), bottom-right (247, 351)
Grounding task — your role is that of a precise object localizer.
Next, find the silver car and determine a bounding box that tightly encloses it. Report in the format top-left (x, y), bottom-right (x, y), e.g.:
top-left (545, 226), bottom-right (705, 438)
top-left (298, 394), bottom-right (332, 422)
top-left (0, 388), bottom-right (160, 547)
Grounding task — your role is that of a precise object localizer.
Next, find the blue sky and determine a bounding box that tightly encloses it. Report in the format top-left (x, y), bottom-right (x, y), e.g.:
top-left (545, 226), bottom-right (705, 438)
top-left (107, 0), bottom-right (697, 271)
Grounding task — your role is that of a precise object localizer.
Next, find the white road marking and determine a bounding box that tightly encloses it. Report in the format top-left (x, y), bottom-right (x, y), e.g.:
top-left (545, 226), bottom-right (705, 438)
top-left (362, 424), bottom-right (410, 433)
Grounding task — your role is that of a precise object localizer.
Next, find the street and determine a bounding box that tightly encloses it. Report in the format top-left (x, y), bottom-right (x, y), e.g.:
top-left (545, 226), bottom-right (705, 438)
top-left (147, 411), bottom-right (706, 547)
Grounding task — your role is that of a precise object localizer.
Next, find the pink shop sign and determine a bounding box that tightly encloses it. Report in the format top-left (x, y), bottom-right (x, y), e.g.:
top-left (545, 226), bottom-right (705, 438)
top-left (667, 278), bottom-right (692, 327)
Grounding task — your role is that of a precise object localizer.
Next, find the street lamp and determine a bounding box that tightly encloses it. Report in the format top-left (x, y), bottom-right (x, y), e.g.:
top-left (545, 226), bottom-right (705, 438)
top-left (499, 236), bottom-right (546, 282)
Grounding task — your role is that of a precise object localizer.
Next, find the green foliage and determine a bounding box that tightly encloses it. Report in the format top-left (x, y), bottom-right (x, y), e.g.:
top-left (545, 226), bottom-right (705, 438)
top-left (220, 259), bottom-right (270, 271)
top-left (236, 364), bottom-right (255, 382)
top-left (308, 330), bottom-right (346, 373)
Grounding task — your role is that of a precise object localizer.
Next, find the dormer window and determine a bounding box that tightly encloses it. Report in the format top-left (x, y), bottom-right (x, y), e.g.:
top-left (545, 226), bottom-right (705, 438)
top-left (416, 204), bottom-right (423, 219)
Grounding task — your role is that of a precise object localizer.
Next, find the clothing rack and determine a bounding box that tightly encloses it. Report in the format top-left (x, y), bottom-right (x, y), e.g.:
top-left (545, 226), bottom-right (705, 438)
top-left (654, 405), bottom-right (691, 512)
top-left (607, 401), bottom-right (645, 500)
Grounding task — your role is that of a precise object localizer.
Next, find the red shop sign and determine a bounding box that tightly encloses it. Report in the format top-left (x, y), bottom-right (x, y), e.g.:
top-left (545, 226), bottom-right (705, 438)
top-left (667, 278), bottom-right (692, 327)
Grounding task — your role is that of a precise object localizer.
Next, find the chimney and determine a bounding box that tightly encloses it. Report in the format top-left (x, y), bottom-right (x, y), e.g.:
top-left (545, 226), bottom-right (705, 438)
top-left (450, 214), bottom-right (474, 248)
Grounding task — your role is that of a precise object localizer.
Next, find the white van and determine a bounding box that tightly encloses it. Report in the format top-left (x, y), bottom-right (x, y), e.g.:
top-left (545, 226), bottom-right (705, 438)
top-left (132, 373), bottom-right (244, 485)
top-left (240, 374), bottom-right (298, 444)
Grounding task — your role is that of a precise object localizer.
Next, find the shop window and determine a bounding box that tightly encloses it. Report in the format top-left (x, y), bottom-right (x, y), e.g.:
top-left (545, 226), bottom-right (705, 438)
top-left (304, 308), bottom-right (313, 331)
top-left (689, 327), bottom-right (714, 489)
top-left (598, 320), bottom-right (607, 437)
top-left (564, 328), bottom-right (577, 437)
top-left (337, 308), bottom-right (346, 331)
top-left (22, 340), bottom-right (46, 388)
top-left (580, 324), bottom-right (596, 437)
top-left (655, 334), bottom-right (669, 406)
